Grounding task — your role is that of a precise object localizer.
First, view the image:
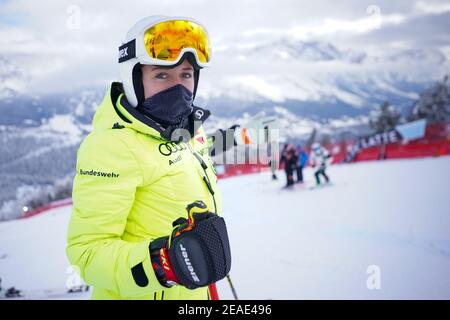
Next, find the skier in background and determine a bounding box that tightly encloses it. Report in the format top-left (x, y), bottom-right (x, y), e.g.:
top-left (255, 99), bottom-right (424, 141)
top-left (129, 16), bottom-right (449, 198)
top-left (267, 139), bottom-right (280, 180)
top-left (279, 143), bottom-right (288, 166)
top-left (295, 145), bottom-right (308, 183)
top-left (283, 144), bottom-right (298, 187)
top-left (309, 142), bottom-right (332, 186)
top-left (279, 144), bottom-right (288, 184)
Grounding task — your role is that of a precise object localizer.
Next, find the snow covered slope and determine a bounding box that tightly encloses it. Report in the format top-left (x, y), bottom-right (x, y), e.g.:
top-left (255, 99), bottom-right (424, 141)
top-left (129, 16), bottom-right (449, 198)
top-left (0, 205), bottom-right (89, 299)
top-left (1, 157), bottom-right (449, 299)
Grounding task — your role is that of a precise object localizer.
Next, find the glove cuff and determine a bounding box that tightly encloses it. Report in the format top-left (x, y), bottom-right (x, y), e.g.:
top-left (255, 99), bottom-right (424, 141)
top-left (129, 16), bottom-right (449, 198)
top-left (149, 237), bottom-right (180, 288)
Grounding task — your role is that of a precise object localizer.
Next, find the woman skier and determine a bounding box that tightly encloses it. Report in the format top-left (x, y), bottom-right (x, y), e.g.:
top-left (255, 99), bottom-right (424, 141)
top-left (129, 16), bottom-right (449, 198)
top-left (66, 16), bottom-right (232, 300)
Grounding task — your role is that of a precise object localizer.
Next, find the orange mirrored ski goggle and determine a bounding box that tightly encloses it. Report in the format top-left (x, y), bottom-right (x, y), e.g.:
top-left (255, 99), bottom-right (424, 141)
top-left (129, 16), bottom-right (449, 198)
top-left (119, 19), bottom-right (211, 68)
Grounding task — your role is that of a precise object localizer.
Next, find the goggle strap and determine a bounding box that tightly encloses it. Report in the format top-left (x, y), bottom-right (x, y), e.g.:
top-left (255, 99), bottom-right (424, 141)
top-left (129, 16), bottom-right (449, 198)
top-left (118, 39), bottom-right (137, 63)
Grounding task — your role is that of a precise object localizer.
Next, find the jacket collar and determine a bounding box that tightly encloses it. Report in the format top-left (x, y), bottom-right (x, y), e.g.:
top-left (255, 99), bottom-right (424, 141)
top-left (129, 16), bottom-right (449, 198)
top-left (93, 82), bottom-right (211, 141)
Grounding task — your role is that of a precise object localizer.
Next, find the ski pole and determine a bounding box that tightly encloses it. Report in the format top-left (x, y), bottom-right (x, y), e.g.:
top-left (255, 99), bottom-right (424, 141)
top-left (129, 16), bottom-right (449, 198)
top-left (208, 283), bottom-right (219, 300)
top-left (226, 274), bottom-right (239, 300)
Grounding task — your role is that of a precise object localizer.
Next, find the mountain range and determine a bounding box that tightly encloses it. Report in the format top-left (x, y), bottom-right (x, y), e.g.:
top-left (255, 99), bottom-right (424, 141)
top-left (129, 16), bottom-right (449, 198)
top-left (0, 36), bottom-right (448, 219)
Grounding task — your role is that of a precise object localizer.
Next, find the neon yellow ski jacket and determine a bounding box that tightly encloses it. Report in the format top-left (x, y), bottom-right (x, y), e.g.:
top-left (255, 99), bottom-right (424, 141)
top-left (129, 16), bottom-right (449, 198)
top-left (66, 83), bottom-right (223, 300)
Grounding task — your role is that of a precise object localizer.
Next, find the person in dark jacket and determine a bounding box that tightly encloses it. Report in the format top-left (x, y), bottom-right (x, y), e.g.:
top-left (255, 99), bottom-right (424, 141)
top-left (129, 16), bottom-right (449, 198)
top-left (283, 144), bottom-right (298, 187)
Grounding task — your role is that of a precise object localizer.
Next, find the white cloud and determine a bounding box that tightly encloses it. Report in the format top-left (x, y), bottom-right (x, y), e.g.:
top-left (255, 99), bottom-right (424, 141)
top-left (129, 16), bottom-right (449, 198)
top-left (414, 1), bottom-right (450, 15)
top-left (288, 14), bottom-right (406, 40)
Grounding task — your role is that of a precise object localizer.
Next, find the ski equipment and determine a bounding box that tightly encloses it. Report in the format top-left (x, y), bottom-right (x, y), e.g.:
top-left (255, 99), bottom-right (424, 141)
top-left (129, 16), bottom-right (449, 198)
top-left (149, 200), bottom-right (232, 290)
top-left (118, 16), bottom-right (211, 107)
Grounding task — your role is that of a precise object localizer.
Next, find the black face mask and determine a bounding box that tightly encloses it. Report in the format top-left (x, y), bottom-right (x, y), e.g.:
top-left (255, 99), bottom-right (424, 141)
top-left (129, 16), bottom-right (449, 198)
top-left (139, 84), bottom-right (194, 127)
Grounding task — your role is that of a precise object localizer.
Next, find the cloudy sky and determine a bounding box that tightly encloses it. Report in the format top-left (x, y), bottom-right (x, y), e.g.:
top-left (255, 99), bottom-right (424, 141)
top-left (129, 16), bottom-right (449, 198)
top-left (1, 0), bottom-right (449, 95)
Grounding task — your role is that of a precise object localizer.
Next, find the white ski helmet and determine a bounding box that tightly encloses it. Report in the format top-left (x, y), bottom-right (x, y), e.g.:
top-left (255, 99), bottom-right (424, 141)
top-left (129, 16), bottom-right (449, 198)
top-left (311, 142), bottom-right (321, 152)
top-left (118, 15), bottom-right (212, 107)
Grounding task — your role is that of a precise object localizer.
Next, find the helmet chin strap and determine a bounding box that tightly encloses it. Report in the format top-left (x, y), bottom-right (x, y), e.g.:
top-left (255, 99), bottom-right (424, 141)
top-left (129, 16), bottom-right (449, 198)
top-left (132, 52), bottom-right (201, 107)
top-left (132, 63), bottom-right (145, 106)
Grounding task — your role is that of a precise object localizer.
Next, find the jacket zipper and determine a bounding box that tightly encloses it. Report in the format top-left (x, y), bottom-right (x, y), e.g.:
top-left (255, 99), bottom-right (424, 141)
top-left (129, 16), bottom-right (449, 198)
top-left (186, 143), bottom-right (218, 214)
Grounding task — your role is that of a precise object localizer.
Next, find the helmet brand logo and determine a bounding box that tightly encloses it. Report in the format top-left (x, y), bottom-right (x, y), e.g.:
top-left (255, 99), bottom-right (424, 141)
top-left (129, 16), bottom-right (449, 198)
top-left (118, 47), bottom-right (128, 59)
top-left (118, 39), bottom-right (136, 63)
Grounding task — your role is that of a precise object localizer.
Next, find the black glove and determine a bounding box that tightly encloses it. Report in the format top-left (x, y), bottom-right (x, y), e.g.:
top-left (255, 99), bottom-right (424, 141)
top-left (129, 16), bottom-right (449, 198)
top-left (210, 124), bottom-right (240, 156)
top-left (149, 201), bottom-right (232, 289)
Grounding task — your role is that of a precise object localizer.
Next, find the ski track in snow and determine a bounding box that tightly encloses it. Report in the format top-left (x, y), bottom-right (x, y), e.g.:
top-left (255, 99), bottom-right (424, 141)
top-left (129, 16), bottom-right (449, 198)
top-left (1, 157), bottom-right (450, 299)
